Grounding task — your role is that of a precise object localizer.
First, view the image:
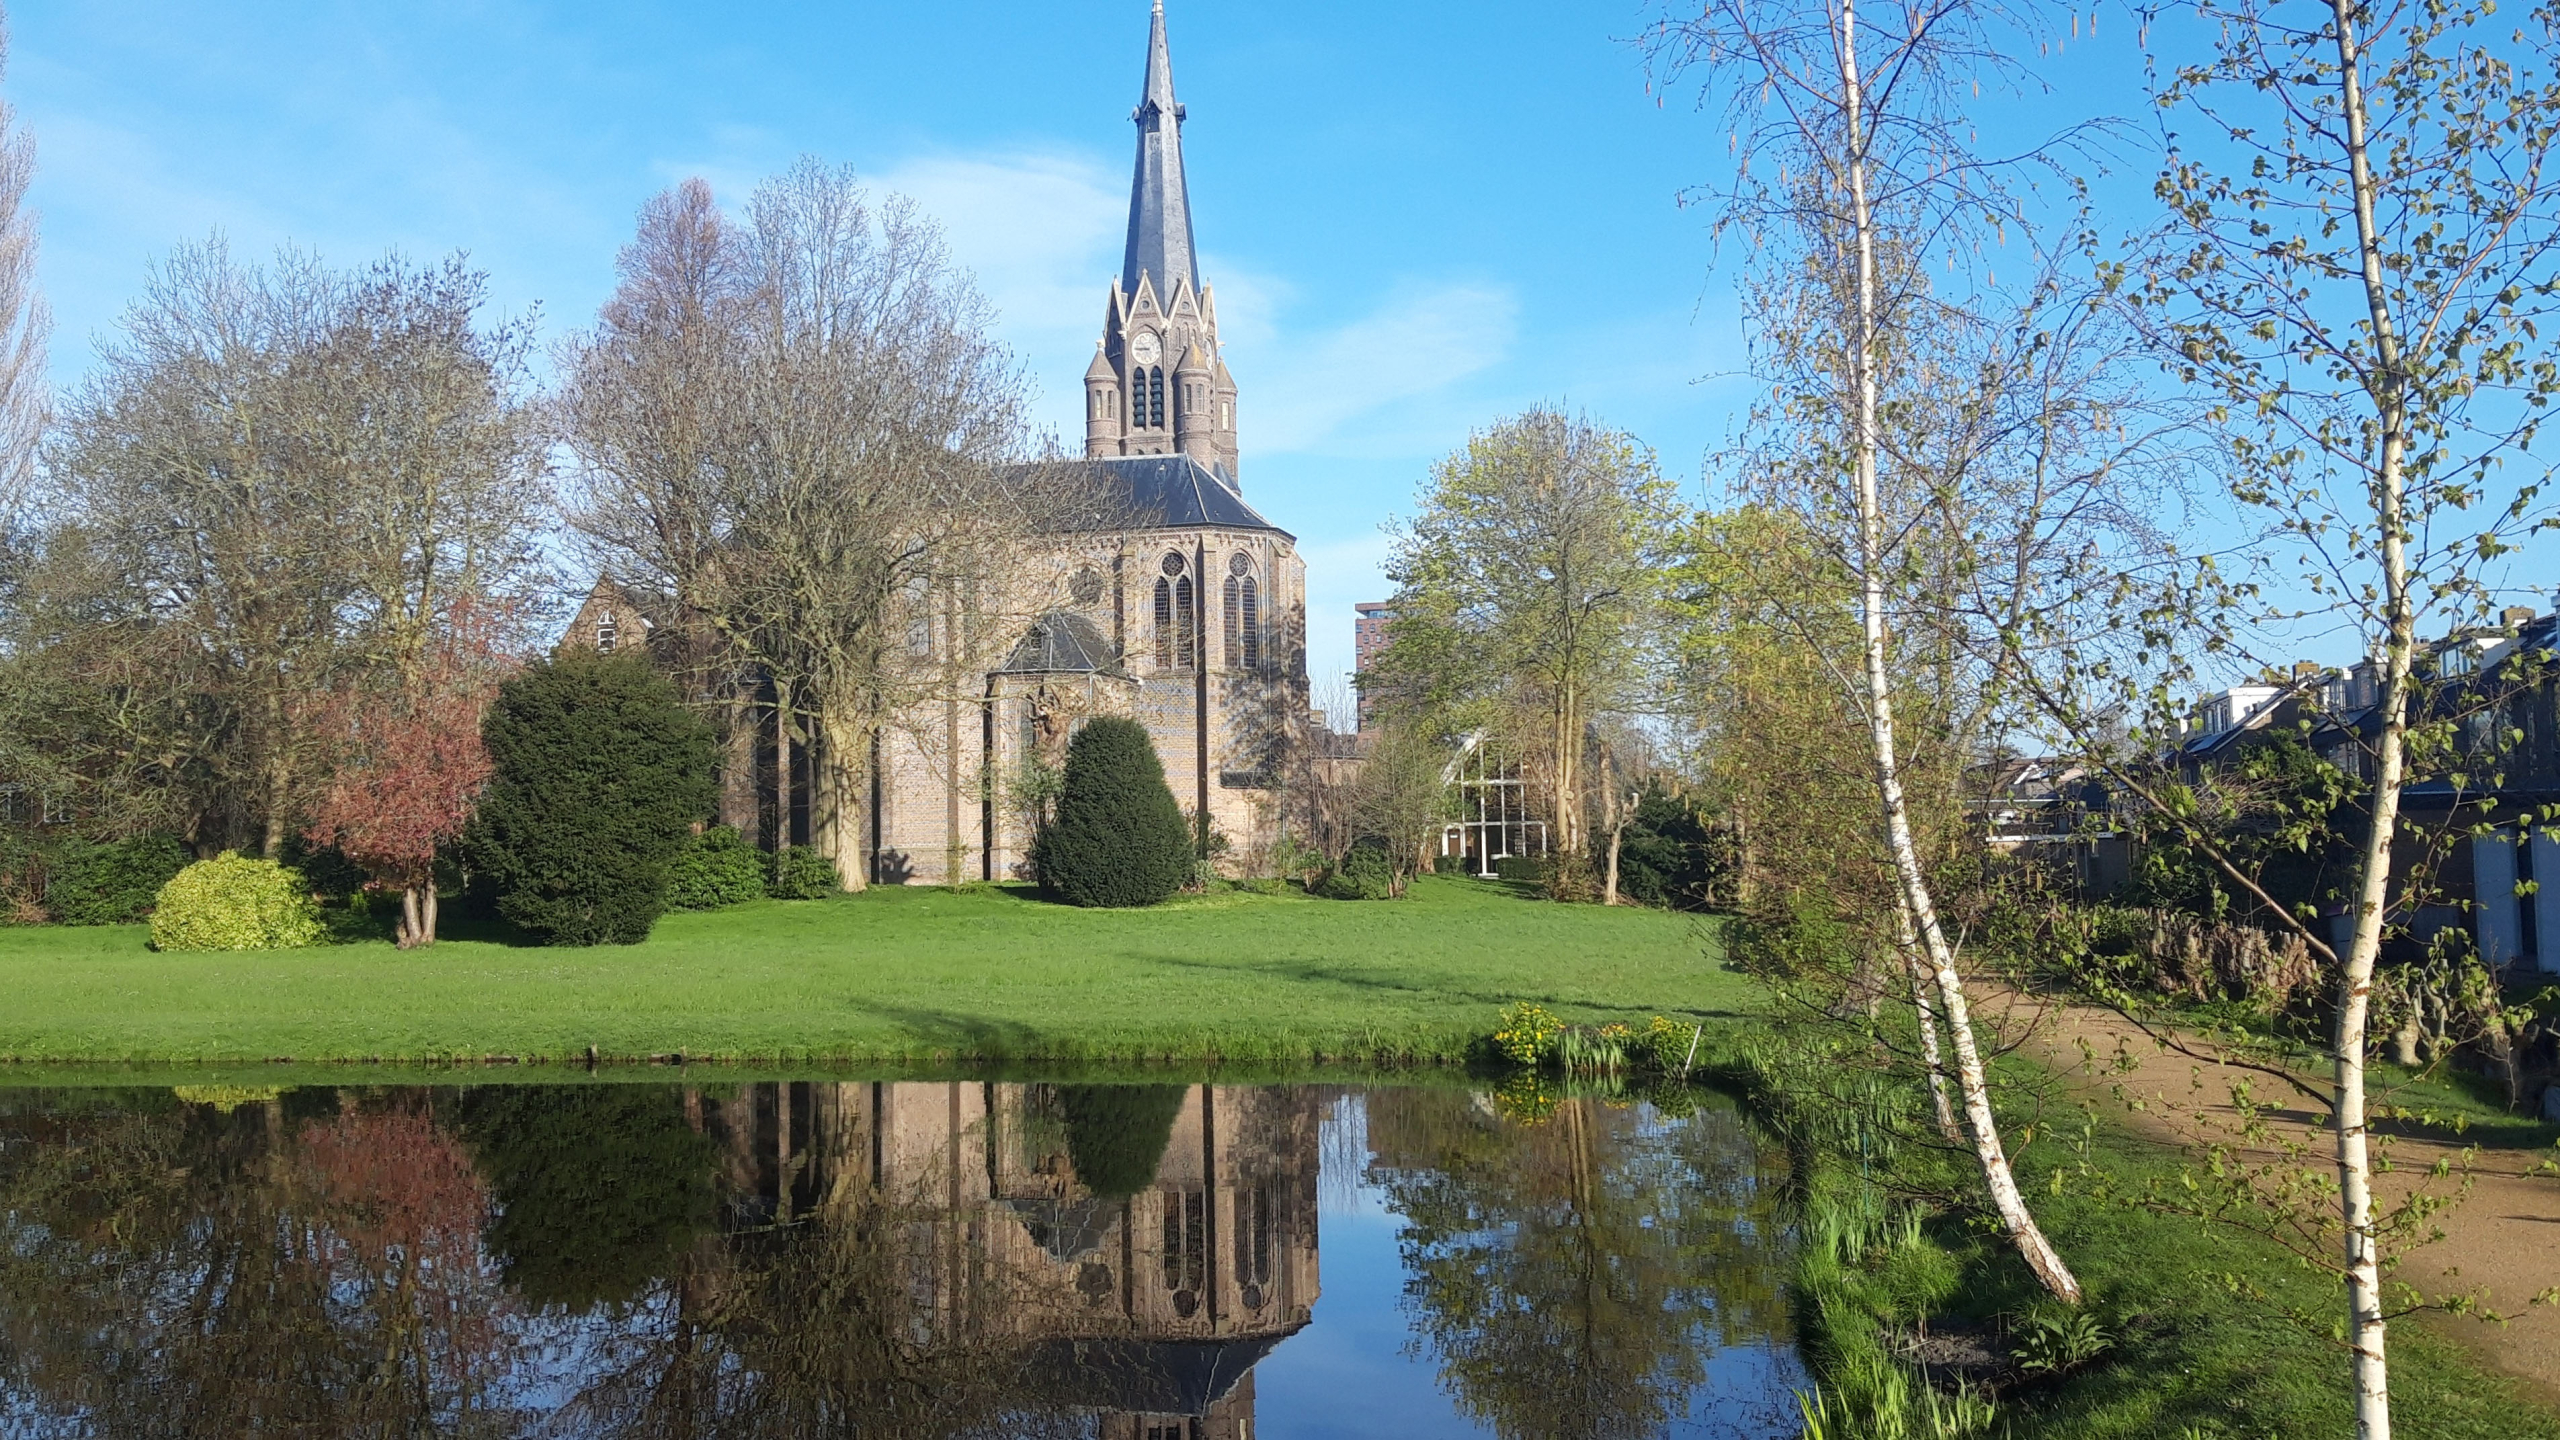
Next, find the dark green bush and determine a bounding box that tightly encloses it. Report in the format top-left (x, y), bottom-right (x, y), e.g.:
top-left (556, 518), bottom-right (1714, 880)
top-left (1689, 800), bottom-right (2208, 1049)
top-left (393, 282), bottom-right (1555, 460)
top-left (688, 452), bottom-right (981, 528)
top-left (1054, 1084), bottom-right (1187, 1196)
top-left (464, 650), bottom-right (717, 946)
top-left (665, 826), bottom-right (765, 910)
top-left (1432, 850), bottom-right (1474, 876)
top-left (45, 834), bottom-right (189, 925)
top-left (766, 845), bottom-right (839, 899)
top-left (1035, 717), bottom-right (1193, 908)
top-left (1609, 786), bottom-right (1722, 909)
top-left (1494, 854), bottom-right (1549, 886)
top-left (1317, 839), bottom-right (1395, 900)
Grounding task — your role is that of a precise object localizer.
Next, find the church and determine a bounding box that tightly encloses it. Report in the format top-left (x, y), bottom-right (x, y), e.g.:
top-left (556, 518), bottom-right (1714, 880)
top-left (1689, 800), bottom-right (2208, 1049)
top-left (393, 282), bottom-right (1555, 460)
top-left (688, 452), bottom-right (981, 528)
top-left (575, 0), bottom-right (1314, 885)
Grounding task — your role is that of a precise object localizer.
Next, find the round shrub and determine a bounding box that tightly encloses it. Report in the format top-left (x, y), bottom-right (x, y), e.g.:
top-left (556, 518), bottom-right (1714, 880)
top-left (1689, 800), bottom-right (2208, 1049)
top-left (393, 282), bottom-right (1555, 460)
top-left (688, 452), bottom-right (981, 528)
top-left (1036, 717), bottom-right (1193, 908)
top-left (1317, 839), bottom-right (1395, 900)
top-left (45, 834), bottom-right (190, 925)
top-left (464, 650), bottom-right (717, 947)
top-left (666, 826), bottom-right (766, 910)
top-left (765, 845), bottom-right (840, 900)
top-left (149, 853), bottom-right (326, 952)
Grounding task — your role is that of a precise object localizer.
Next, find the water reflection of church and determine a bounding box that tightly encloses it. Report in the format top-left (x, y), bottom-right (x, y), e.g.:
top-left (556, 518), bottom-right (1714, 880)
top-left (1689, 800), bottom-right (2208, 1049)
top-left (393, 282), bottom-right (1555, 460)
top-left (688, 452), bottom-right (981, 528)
top-left (685, 1081), bottom-right (1319, 1437)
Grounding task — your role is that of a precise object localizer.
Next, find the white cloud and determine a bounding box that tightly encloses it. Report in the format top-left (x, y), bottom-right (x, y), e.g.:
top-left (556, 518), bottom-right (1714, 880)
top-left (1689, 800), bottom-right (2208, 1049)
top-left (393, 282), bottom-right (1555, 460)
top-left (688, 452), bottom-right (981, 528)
top-left (1242, 281), bottom-right (1517, 454)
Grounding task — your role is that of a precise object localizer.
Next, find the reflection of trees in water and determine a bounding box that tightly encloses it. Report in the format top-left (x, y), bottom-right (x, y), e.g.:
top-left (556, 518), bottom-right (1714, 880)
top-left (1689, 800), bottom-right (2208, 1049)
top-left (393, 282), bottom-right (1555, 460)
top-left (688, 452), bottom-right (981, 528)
top-left (1363, 1089), bottom-right (1795, 1440)
top-left (458, 1085), bottom-right (717, 1309)
top-left (0, 1082), bottom-right (1790, 1439)
top-left (0, 1088), bottom-right (523, 1437)
top-left (534, 1188), bottom-right (1088, 1440)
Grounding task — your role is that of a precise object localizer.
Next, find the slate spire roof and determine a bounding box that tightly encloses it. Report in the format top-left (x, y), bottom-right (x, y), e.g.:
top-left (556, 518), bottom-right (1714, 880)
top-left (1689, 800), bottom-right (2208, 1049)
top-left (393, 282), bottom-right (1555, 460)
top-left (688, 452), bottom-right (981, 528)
top-left (1121, 0), bottom-right (1200, 301)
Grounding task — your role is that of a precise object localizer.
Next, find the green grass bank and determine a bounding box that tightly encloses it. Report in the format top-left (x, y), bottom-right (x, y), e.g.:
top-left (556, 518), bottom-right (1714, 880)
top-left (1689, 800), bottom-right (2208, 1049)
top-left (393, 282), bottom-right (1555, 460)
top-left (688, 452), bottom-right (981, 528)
top-left (0, 876), bottom-right (1743, 1065)
top-left (1719, 1032), bottom-right (2560, 1440)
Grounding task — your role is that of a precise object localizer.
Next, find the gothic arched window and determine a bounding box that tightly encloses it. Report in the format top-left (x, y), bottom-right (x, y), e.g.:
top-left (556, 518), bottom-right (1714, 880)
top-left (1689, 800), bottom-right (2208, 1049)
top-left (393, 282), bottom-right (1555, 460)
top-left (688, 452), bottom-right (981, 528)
top-left (1153, 578), bottom-right (1174, 667)
top-left (1225, 553), bottom-right (1260, 672)
top-left (1222, 576), bottom-right (1241, 667)
top-left (1240, 576), bottom-right (1261, 671)
top-left (1174, 576), bottom-right (1196, 667)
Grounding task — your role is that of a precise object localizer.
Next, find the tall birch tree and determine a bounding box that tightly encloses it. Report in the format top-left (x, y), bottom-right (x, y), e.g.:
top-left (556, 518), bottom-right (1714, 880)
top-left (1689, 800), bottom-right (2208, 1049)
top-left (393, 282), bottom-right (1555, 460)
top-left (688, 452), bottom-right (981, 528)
top-left (2102, 0), bottom-right (2560, 1428)
top-left (1646, 0), bottom-right (2086, 1300)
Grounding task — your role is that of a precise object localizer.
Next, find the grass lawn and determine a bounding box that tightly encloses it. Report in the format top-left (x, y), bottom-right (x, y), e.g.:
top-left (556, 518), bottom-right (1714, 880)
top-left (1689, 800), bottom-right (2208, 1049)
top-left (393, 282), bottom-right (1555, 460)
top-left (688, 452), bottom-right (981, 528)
top-left (0, 876), bottom-right (1745, 1066)
top-left (1996, 1112), bottom-right (2560, 1439)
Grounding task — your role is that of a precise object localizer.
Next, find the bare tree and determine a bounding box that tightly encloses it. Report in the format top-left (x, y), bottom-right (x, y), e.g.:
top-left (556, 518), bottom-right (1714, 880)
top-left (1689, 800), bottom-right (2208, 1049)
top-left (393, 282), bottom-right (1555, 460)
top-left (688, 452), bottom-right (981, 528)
top-left (565, 163), bottom-right (1069, 891)
top-left (0, 2), bottom-right (44, 526)
top-left (30, 243), bottom-right (543, 853)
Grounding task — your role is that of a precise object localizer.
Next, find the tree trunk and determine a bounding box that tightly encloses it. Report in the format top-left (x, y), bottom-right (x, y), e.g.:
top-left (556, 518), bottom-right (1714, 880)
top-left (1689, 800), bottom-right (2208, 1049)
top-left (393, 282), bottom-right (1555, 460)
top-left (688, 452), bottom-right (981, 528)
top-left (2328, 2), bottom-right (2406, 1427)
top-left (398, 885), bottom-right (423, 950)
top-left (1837, 0), bottom-right (2079, 1303)
top-left (774, 677), bottom-right (794, 852)
top-left (1899, 902), bottom-right (1962, 1144)
top-left (1604, 818), bottom-right (1624, 906)
top-left (816, 708), bottom-right (868, 893)
top-left (420, 884), bottom-right (438, 947)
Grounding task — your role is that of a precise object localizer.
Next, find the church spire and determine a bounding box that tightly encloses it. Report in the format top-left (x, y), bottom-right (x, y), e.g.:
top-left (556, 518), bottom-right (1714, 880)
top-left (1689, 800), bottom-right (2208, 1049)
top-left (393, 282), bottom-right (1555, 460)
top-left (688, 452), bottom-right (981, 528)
top-left (1121, 0), bottom-right (1200, 301)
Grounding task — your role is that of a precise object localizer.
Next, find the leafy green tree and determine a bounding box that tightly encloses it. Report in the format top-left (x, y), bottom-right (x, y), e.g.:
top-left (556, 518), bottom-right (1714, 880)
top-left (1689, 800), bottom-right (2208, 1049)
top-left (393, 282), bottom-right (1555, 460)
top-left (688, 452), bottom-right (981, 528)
top-left (1034, 716), bottom-right (1191, 908)
top-left (465, 650), bottom-right (715, 946)
top-left (1371, 408), bottom-right (1683, 860)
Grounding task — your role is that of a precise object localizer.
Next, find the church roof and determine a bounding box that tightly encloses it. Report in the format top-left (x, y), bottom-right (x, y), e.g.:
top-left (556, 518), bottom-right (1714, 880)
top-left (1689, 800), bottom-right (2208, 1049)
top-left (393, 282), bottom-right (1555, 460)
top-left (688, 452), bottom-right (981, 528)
top-left (1121, 0), bottom-right (1201, 302)
top-left (998, 610), bottom-right (1120, 676)
top-left (1057, 454), bottom-right (1287, 536)
top-left (1022, 1331), bottom-right (1302, 1416)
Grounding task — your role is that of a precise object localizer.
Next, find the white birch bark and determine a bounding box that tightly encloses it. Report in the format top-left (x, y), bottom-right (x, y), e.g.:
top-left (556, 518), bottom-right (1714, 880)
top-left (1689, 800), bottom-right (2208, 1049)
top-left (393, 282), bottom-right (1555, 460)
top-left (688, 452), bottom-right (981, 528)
top-left (2326, 3), bottom-right (2405, 1428)
top-left (1897, 897), bottom-right (1963, 1144)
top-left (1838, 0), bottom-right (2081, 1302)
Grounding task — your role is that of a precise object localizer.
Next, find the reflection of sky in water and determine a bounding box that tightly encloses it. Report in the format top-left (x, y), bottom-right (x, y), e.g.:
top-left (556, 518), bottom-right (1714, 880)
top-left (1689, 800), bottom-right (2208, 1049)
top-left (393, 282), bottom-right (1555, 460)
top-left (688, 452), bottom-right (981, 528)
top-left (1260, 1171), bottom-right (1499, 1437)
top-left (1255, 1094), bottom-right (1808, 1440)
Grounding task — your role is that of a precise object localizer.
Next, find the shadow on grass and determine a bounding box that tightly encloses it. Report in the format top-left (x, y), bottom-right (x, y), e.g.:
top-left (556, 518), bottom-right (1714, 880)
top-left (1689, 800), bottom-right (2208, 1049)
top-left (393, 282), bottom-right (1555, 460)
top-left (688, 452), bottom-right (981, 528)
top-left (846, 1006), bottom-right (1060, 1058)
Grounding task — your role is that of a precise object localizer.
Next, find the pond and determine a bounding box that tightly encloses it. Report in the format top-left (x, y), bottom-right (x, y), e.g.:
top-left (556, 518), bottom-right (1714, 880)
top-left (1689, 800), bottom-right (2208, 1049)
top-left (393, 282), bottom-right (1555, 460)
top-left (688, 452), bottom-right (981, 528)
top-left (0, 1079), bottom-right (1806, 1438)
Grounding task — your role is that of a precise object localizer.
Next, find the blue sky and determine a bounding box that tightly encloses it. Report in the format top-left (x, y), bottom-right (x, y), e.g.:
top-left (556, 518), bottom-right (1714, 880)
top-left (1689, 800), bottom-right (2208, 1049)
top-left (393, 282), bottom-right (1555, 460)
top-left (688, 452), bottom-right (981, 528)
top-left (13, 0), bottom-right (1795, 695)
top-left (10, 0), bottom-right (2212, 701)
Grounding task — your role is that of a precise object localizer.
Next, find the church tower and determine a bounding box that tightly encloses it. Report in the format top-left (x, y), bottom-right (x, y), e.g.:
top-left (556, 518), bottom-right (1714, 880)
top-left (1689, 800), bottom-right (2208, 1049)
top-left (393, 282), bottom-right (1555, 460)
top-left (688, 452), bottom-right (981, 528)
top-left (1084, 0), bottom-right (1242, 485)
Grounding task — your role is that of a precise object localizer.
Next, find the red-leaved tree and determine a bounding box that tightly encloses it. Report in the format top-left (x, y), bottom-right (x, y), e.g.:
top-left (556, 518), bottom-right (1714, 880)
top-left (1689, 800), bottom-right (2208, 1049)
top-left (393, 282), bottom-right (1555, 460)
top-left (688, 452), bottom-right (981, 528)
top-left (306, 607), bottom-right (508, 948)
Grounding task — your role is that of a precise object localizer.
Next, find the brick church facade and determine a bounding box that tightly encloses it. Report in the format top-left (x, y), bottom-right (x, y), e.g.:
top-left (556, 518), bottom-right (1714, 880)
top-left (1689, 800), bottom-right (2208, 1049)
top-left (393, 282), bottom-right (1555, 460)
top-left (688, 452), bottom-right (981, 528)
top-left (572, 0), bottom-right (1313, 884)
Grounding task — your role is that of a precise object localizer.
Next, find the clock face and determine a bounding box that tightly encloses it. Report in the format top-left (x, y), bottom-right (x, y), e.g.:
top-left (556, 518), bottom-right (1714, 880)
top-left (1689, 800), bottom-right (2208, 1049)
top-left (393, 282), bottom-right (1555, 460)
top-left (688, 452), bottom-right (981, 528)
top-left (1130, 330), bottom-right (1162, 367)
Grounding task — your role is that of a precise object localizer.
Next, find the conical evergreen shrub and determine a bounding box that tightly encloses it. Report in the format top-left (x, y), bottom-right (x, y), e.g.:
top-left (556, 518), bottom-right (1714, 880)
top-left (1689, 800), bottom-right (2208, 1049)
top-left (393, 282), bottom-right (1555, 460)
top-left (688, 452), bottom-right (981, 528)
top-left (465, 650), bottom-right (717, 945)
top-left (1036, 716), bottom-right (1193, 907)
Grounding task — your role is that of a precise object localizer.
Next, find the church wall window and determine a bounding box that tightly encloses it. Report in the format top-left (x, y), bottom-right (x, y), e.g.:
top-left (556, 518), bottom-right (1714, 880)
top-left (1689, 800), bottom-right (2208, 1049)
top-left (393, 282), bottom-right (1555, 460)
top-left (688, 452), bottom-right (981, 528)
top-left (1153, 578), bottom-right (1174, 668)
top-left (1228, 573), bottom-right (1249, 671)
top-left (595, 613), bottom-right (618, 654)
top-left (1146, 367), bottom-right (1166, 428)
top-left (1174, 576), bottom-right (1196, 667)
top-left (1222, 576), bottom-right (1240, 668)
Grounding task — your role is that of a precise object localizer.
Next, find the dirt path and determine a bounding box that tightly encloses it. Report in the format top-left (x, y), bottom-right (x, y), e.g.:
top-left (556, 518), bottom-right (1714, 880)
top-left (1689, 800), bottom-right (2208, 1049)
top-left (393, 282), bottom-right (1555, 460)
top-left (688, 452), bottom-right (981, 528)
top-left (1999, 990), bottom-right (2560, 1395)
